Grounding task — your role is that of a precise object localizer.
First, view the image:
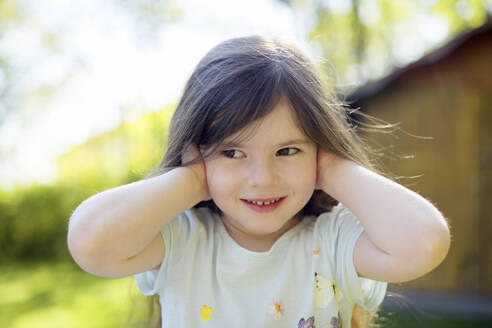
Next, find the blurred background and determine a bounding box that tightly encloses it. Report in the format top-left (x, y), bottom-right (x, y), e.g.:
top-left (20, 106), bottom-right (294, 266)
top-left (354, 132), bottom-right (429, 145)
top-left (0, 0), bottom-right (491, 327)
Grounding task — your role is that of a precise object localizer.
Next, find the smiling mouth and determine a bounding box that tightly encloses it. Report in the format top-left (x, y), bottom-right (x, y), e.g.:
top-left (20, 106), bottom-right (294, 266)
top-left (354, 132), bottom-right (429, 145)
top-left (241, 197), bottom-right (286, 206)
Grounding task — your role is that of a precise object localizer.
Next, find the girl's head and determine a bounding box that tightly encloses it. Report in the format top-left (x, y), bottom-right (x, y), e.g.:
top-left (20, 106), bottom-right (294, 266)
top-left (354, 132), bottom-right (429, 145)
top-left (152, 35), bottom-right (378, 217)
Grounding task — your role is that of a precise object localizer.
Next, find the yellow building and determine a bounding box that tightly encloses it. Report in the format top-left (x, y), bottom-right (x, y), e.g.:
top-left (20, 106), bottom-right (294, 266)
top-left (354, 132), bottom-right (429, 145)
top-left (348, 20), bottom-right (492, 315)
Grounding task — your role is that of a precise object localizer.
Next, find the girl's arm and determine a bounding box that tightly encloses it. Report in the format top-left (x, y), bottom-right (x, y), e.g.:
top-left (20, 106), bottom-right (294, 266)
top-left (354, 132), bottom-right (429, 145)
top-left (68, 157), bottom-right (209, 279)
top-left (317, 150), bottom-right (451, 283)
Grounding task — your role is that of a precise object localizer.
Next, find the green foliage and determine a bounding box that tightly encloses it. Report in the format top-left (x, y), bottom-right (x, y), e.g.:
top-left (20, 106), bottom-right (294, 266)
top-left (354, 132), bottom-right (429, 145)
top-left (304, 0), bottom-right (489, 88)
top-left (0, 0), bottom-right (20, 23)
top-left (0, 261), bottom-right (152, 328)
top-left (0, 184), bottom-right (86, 261)
top-left (56, 103), bottom-right (174, 189)
top-left (0, 0), bottom-right (23, 126)
top-left (0, 104), bottom-right (174, 261)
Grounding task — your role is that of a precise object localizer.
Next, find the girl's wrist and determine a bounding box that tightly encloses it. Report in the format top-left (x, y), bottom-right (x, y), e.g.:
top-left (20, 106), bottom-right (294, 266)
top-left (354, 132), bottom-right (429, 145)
top-left (318, 155), bottom-right (357, 197)
top-left (172, 166), bottom-right (209, 204)
top-left (180, 166), bottom-right (210, 203)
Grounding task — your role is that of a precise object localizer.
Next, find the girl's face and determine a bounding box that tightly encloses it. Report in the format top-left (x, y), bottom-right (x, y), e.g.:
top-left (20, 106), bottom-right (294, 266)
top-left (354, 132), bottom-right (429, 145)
top-left (204, 97), bottom-right (317, 250)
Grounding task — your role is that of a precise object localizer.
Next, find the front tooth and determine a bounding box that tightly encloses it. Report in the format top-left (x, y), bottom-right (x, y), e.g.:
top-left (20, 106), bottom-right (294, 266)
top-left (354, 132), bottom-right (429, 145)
top-left (247, 199), bottom-right (281, 205)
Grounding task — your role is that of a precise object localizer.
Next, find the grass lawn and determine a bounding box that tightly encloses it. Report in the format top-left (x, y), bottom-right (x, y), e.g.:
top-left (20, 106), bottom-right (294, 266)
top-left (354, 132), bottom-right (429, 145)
top-left (374, 309), bottom-right (492, 328)
top-left (0, 261), bottom-right (153, 328)
top-left (1, 261), bottom-right (491, 327)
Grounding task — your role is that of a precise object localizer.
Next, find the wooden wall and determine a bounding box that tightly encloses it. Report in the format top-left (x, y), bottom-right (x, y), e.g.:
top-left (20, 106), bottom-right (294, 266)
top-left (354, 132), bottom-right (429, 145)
top-left (353, 27), bottom-right (492, 294)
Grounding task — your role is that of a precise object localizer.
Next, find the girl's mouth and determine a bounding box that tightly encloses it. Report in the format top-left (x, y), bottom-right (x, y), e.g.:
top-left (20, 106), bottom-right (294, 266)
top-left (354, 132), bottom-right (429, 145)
top-left (240, 197), bottom-right (286, 213)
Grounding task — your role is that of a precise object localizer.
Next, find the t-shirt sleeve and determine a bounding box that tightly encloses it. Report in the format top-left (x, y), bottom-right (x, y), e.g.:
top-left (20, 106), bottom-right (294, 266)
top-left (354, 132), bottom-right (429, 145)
top-left (133, 208), bottom-right (209, 296)
top-left (320, 203), bottom-right (387, 311)
top-left (134, 220), bottom-right (172, 296)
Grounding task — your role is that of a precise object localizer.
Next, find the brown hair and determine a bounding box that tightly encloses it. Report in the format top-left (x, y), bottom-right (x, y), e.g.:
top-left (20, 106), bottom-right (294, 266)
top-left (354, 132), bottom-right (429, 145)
top-left (143, 35), bottom-right (394, 327)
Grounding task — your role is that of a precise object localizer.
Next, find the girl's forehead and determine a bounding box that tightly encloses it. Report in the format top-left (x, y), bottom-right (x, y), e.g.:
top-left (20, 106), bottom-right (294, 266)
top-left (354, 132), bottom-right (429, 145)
top-left (221, 100), bottom-right (310, 146)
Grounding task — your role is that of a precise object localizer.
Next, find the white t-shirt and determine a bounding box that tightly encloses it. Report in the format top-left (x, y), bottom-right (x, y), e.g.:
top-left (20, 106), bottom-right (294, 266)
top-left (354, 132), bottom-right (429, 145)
top-left (135, 203), bottom-right (387, 327)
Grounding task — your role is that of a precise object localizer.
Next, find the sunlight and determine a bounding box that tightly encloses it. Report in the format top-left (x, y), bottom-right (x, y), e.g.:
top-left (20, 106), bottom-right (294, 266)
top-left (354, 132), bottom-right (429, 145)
top-left (0, 0), bottom-right (297, 190)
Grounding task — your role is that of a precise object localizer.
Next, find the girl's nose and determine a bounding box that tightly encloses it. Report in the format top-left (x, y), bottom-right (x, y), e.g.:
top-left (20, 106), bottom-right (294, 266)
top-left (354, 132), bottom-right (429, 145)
top-left (247, 159), bottom-right (278, 187)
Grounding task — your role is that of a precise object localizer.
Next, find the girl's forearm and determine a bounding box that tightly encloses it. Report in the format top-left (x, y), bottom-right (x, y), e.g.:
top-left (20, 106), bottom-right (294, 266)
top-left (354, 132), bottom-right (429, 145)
top-left (320, 158), bottom-right (450, 269)
top-left (68, 167), bottom-right (204, 270)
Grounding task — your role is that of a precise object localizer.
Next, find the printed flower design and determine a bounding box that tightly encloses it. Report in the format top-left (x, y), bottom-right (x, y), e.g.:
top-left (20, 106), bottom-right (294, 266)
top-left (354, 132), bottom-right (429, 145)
top-left (330, 313), bottom-right (341, 328)
top-left (314, 272), bottom-right (334, 308)
top-left (200, 305), bottom-right (213, 322)
top-left (312, 248), bottom-right (320, 259)
top-left (268, 299), bottom-right (284, 320)
top-left (298, 315), bottom-right (316, 328)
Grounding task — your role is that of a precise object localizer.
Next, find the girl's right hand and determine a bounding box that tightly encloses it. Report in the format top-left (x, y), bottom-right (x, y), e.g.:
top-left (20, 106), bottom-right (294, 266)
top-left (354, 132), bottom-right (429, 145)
top-left (182, 143), bottom-right (211, 202)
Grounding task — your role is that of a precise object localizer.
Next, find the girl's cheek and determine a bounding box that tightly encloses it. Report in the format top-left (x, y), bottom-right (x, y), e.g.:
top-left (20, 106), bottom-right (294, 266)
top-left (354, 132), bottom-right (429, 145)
top-left (205, 161), bottom-right (238, 191)
top-left (294, 160), bottom-right (317, 188)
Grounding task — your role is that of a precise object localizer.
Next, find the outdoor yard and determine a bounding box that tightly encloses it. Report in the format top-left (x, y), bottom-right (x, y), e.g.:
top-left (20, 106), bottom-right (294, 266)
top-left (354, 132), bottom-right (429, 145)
top-left (2, 261), bottom-right (490, 328)
top-left (0, 261), bottom-right (149, 328)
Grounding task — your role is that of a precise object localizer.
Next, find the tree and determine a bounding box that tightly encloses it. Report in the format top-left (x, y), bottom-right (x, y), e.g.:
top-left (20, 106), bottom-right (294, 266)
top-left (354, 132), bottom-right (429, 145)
top-left (284, 0), bottom-right (489, 91)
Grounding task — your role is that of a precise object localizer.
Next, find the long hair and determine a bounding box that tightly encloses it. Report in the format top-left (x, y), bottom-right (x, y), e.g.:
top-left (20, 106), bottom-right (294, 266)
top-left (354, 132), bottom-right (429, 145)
top-left (143, 35), bottom-right (395, 327)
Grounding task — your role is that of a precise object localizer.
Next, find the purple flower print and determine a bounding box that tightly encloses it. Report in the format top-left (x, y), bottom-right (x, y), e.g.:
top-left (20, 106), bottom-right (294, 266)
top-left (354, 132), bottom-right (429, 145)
top-left (330, 313), bottom-right (341, 328)
top-left (298, 316), bottom-right (315, 328)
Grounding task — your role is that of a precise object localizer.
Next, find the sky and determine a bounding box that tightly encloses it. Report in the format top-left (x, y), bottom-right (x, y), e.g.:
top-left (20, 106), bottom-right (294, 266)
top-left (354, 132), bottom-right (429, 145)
top-left (0, 0), bottom-right (310, 190)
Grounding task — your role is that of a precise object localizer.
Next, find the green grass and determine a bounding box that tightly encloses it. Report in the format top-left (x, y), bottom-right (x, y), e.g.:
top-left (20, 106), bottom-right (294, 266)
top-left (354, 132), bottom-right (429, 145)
top-left (0, 261), bottom-right (153, 328)
top-left (375, 310), bottom-right (492, 328)
top-left (1, 261), bottom-right (491, 327)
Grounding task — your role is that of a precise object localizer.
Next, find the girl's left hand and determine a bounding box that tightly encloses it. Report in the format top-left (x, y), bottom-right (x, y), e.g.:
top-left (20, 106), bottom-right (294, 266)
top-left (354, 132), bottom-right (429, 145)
top-left (315, 148), bottom-right (347, 192)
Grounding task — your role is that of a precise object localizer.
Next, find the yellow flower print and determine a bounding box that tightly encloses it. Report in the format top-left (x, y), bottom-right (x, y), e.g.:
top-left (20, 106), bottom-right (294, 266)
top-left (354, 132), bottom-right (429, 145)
top-left (314, 272), bottom-right (334, 308)
top-left (312, 248), bottom-right (320, 259)
top-left (200, 305), bottom-right (213, 322)
top-left (268, 299), bottom-right (284, 320)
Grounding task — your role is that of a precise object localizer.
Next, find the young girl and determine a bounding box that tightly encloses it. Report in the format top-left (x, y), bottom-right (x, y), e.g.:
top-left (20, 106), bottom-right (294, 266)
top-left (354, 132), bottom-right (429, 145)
top-left (67, 36), bottom-right (450, 328)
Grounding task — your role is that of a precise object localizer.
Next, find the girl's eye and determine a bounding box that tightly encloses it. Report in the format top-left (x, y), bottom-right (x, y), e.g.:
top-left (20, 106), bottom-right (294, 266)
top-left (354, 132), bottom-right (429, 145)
top-left (222, 149), bottom-right (244, 158)
top-left (277, 147), bottom-right (299, 156)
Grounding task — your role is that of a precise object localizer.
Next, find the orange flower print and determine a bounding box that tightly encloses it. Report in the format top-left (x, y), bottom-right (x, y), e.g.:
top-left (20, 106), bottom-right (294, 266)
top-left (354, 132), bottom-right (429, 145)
top-left (268, 299), bottom-right (284, 320)
top-left (312, 248), bottom-right (320, 259)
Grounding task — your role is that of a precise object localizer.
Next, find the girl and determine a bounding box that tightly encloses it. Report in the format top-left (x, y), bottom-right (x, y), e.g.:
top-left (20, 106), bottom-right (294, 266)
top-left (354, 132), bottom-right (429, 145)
top-left (67, 36), bottom-right (451, 327)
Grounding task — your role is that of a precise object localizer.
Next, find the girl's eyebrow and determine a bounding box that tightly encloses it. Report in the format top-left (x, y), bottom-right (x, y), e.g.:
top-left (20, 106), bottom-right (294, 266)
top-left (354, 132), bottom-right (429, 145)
top-left (221, 138), bottom-right (310, 148)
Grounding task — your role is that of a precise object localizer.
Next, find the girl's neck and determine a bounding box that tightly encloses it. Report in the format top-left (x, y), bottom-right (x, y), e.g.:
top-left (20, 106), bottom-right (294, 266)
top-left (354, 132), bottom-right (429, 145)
top-left (220, 214), bottom-right (301, 252)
